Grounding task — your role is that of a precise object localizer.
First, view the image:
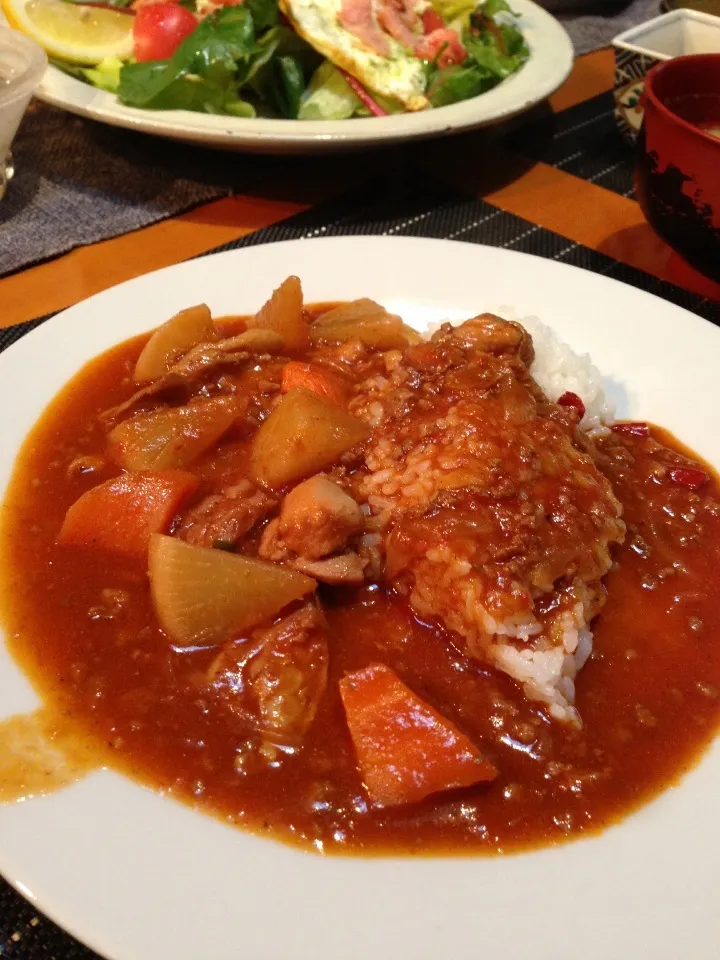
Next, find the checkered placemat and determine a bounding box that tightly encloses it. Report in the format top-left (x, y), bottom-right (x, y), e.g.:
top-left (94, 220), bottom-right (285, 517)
top-left (509, 91), bottom-right (636, 199)
top-left (0, 86), bottom-right (640, 280)
top-left (2, 170), bottom-right (717, 361)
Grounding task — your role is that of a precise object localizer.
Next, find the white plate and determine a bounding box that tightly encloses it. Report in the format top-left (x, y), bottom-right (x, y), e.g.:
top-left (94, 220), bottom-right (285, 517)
top-left (1, 236), bottom-right (719, 960)
top-left (30, 0), bottom-right (572, 153)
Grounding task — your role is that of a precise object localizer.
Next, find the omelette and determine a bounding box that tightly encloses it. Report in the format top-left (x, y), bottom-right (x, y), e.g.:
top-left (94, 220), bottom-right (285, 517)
top-left (280, 0), bottom-right (431, 110)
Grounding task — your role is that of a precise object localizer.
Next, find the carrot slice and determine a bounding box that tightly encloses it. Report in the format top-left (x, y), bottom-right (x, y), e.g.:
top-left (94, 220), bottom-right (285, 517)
top-left (58, 470), bottom-right (199, 560)
top-left (280, 362), bottom-right (349, 407)
top-left (339, 664), bottom-right (497, 807)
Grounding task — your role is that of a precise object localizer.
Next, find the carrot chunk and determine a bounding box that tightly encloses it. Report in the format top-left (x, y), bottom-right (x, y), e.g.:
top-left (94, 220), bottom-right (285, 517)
top-left (339, 663), bottom-right (497, 807)
top-left (58, 470), bottom-right (199, 560)
top-left (281, 361), bottom-right (348, 407)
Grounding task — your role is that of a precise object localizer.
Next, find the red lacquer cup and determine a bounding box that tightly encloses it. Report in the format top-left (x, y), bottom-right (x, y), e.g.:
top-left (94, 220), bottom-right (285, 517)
top-left (635, 53), bottom-right (720, 283)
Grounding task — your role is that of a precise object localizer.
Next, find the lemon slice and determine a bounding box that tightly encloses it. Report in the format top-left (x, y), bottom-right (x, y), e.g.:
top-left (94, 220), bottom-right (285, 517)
top-left (1, 0), bottom-right (133, 64)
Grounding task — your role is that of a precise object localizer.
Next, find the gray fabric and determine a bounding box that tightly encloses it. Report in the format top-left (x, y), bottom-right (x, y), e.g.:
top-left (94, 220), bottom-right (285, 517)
top-left (0, 101), bottom-right (272, 276)
top-left (557, 0), bottom-right (661, 55)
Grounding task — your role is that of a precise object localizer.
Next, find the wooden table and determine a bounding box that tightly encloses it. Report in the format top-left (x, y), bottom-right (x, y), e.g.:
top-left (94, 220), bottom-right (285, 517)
top-left (1, 47), bottom-right (717, 331)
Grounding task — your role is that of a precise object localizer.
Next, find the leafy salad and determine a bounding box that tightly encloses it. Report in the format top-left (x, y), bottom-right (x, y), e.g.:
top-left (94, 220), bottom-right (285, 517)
top-left (33, 0), bottom-right (530, 119)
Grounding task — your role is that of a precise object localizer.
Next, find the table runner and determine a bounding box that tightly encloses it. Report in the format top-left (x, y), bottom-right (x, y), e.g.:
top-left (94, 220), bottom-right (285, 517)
top-left (0, 101), bottom-right (269, 276)
top-left (509, 91), bottom-right (635, 198)
top-left (2, 88), bottom-right (640, 283)
top-left (1, 167), bottom-right (717, 356)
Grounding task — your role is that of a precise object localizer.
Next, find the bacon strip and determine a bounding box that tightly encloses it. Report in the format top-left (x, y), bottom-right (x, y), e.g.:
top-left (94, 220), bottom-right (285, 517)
top-left (376, 0), bottom-right (419, 49)
top-left (339, 0), bottom-right (389, 55)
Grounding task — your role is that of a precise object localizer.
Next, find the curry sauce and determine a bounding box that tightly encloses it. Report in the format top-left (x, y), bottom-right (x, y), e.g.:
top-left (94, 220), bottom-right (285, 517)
top-left (1, 327), bottom-right (720, 855)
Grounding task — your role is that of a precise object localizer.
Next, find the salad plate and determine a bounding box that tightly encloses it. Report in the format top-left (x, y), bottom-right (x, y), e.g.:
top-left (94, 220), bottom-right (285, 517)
top-left (0, 236), bottom-right (720, 960)
top-left (25, 0), bottom-right (572, 152)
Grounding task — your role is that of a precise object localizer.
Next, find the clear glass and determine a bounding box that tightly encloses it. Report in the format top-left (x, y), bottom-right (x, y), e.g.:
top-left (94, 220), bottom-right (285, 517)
top-left (0, 28), bottom-right (47, 201)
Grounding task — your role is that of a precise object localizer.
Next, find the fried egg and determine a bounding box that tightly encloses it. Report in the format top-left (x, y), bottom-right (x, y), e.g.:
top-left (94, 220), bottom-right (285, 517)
top-left (280, 0), bottom-right (430, 111)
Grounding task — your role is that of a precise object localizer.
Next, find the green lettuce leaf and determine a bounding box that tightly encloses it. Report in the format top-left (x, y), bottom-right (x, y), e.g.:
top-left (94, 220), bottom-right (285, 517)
top-left (246, 26), bottom-right (319, 115)
top-left (479, 0), bottom-right (518, 17)
top-left (245, 0), bottom-right (280, 31)
top-left (464, 28), bottom-right (528, 79)
top-left (82, 56), bottom-right (124, 93)
top-left (298, 61), bottom-right (360, 120)
top-left (429, 0), bottom-right (529, 107)
top-left (54, 0), bottom-right (322, 118)
top-left (118, 7), bottom-right (256, 112)
top-left (177, 6), bottom-right (255, 79)
top-left (48, 57), bottom-right (88, 82)
top-left (429, 64), bottom-right (488, 107)
top-left (271, 55), bottom-right (305, 118)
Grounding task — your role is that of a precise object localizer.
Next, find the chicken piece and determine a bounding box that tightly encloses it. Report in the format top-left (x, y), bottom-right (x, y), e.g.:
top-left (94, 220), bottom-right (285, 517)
top-left (176, 480), bottom-right (276, 548)
top-left (101, 330), bottom-right (283, 424)
top-left (352, 314), bottom-right (625, 724)
top-left (208, 604), bottom-right (328, 748)
top-left (292, 553), bottom-right (368, 585)
top-left (278, 475), bottom-right (363, 559)
top-left (257, 476), bottom-right (366, 584)
top-left (258, 518), bottom-right (290, 562)
top-left (449, 314), bottom-right (534, 365)
top-left (260, 519), bottom-right (367, 585)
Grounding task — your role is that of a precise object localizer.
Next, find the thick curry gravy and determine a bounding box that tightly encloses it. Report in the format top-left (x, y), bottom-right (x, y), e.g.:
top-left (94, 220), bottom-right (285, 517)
top-left (1, 331), bottom-right (720, 855)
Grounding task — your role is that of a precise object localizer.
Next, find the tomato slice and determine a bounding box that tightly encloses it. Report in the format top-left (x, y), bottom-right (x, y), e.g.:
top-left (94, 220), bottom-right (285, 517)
top-left (421, 8), bottom-right (444, 32)
top-left (132, 2), bottom-right (198, 63)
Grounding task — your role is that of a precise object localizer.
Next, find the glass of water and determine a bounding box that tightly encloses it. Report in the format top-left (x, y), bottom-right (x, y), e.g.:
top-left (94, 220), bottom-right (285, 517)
top-left (0, 28), bottom-right (47, 201)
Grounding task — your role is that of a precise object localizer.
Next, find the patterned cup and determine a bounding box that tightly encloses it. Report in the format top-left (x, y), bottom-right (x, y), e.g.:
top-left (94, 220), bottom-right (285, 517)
top-left (613, 8), bottom-right (720, 144)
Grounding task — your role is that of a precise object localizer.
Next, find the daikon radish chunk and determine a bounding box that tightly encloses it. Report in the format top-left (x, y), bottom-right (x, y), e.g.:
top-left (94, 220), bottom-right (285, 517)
top-left (134, 304), bottom-right (216, 382)
top-left (148, 534), bottom-right (316, 646)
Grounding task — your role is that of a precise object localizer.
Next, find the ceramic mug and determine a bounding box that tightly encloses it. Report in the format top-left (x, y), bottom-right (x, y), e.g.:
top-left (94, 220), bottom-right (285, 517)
top-left (635, 53), bottom-right (720, 281)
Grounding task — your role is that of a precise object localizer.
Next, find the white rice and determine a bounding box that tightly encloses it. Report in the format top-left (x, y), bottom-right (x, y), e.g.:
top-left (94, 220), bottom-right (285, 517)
top-left (496, 317), bottom-right (613, 721)
top-left (489, 603), bottom-right (593, 725)
top-left (418, 313), bottom-right (616, 723)
top-left (491, 317), bottom-right (614, 721)
top-left (517, 315), bottom-right (614, 435)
